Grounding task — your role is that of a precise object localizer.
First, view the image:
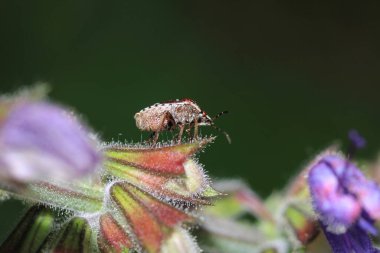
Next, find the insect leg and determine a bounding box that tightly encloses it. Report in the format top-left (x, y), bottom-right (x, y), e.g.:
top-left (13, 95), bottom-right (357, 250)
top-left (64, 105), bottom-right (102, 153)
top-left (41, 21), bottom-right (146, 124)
top-left (178, 124), bottom-right (185, 143)
top-left (152, 132), bottom-right (160, 145)
top-left (193, 120), bottom-right (199, 140)
top-left (185, 122), bottom-right (194, 142)
top-left (164, 112), bottom-right (176, 131)
top-left (154, 111), bottom-right (175, 144)
top-left (212, 111), bottom-right (229, 120)
top-left (147, 132), bottom-right (159, 145)
top-left (148, 112), bottom-right (169, 145)
top-left (211, 124), bottom-right (232, 144)
top-left (186, 122), bottom-right (193, 134)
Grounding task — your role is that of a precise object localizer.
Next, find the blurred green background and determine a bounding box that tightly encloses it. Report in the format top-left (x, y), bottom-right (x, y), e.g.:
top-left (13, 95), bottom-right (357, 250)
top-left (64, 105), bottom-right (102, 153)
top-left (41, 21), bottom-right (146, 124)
top-left (1, 0), bottom-right (380, 242)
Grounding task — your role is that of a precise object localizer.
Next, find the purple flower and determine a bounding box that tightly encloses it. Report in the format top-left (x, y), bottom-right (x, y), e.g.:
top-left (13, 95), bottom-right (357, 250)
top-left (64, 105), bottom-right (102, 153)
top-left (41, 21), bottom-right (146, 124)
top-left (308, 153), bottom-right (380, 252)
top-left (0, 101), bottom-right (101, 182)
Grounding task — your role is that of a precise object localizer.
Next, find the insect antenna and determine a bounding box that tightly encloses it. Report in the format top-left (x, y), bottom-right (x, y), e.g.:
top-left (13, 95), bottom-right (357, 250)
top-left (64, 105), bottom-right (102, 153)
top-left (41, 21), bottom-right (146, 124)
top-left (211, 124), bottom-right (231, 144)
top-left (212, 111), bottom-right (228, 121)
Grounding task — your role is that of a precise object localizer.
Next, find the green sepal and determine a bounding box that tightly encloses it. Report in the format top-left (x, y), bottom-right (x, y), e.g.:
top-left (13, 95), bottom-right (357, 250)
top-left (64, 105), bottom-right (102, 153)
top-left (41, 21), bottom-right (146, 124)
top-left (0, 206), bottom-right (54, 253)
top-left (98, 213), bottom-right (132, 253)
top-left (260, 248), bottom-right (278, 253)
top-left (50, 217), bottom-right (94, 253)
top-left (161, 227), bottom-right (200, 253)
top-left (203, 194), bottom-right (243, 218)
top-left (5, 181), bottom-right (104, 213)
top-left (284, 204), bottom-right (319, 245)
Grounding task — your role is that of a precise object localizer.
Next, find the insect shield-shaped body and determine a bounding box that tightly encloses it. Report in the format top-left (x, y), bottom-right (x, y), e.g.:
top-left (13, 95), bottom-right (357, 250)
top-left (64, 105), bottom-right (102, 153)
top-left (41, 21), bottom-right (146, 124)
top-left (134, 99), bottom-right (230, 144)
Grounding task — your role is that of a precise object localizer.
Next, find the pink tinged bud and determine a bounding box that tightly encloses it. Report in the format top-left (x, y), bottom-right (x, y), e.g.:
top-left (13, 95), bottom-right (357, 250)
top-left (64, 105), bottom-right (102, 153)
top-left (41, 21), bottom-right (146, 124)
top-left (0, 102), bottom-right (101, 182)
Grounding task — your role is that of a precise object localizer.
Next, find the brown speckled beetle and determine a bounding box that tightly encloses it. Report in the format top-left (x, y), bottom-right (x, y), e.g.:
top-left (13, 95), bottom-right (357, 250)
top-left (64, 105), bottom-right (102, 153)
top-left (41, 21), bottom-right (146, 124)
top-left (134, 98), bottom-right (230, 144)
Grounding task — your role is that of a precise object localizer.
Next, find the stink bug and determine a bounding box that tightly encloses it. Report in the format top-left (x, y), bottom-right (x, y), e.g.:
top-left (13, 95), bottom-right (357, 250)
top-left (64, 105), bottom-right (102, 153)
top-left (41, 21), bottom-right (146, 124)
top-left (134, 98), bottom-right (231, 144)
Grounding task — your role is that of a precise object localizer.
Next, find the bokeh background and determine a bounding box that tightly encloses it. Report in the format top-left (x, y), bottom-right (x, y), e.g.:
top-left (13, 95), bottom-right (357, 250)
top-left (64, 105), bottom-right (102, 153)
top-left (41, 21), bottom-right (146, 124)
top-left (1, 0), bottom-right (380, 242)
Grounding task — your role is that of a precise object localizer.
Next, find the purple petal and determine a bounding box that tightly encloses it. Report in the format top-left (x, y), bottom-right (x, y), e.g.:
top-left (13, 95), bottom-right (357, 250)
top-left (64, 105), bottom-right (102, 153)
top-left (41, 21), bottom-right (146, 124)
top-left (350, 181), bottom-right (380, 221)
top-left (308, 153), bottom-right (380, 252)
top-left (321, 223), bottom-right (379, 253)
top-left (308, 156), bottom-right (361, 232)
top-left (0, 102), bottom-right (101, 182)
top-left (357, 216), bottom-right (377, 236)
